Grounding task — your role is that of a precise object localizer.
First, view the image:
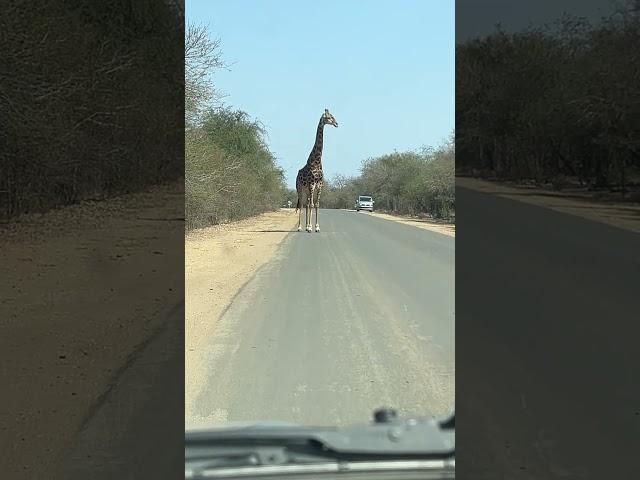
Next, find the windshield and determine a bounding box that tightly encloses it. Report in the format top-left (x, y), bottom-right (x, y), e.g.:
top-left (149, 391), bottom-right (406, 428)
top-left (184, 0), bottom-right (455, 453)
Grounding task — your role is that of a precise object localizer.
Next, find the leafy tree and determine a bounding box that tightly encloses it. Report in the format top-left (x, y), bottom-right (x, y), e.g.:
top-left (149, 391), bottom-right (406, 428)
top-left (456, 2), bottom-right (640, 197)
top-left (184, 24), bottom-right (287, 229)
top-left (185, 23), bottom-right (226, 128)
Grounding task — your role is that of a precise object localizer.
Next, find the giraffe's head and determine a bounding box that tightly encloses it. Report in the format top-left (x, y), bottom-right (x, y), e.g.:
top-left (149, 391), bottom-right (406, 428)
top-left (322, 108), bottom-right (338, 128)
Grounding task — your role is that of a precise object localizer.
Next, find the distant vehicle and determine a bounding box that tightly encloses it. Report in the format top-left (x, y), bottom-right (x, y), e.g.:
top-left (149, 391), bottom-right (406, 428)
top-left (287, 200), bottom-right (292, 208)
top-left (355, 195), bottom-right (374, 212)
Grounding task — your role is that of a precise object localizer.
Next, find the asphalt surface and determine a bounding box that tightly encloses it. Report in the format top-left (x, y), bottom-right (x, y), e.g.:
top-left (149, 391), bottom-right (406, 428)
top-left (63, 302), bottom-right (184, 480)
top-left (190, 209), bottom-right (455, 428)
top-left (456, 187), bottom-right (640, 479)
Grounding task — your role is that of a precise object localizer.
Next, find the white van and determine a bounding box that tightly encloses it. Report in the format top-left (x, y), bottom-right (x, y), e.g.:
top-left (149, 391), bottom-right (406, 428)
top-left (355, 195), bottom-right (374, 212)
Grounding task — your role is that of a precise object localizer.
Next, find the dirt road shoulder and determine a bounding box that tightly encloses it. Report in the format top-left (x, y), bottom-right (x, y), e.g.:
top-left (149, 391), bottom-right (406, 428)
top-left (185, 208), bottom-right (297, 424)
top-left (457, 177), bottom-right (640, 234)
top-left (368, 211), bottom-right (455, 237)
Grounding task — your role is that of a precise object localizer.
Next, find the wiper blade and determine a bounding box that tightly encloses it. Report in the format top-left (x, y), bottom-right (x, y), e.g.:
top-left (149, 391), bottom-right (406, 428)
top-left (186, 410), bottom-right (455, 476)
top-left (188, 459), bottom-right (455, 479)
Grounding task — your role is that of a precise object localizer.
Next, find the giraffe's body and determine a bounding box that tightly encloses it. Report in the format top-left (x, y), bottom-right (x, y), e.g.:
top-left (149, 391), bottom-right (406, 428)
top-left (296, 109), bottom-right (338, 232)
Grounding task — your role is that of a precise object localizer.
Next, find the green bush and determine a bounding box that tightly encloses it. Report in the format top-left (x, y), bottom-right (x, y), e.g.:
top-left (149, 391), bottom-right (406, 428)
top-left (322, 136), bottom-right (455, 220)
top-left (185, 108), bottom-right (286, 229)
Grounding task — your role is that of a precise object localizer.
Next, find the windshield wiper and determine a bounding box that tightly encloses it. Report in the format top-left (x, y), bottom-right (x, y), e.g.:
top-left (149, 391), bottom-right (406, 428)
top-left (185, 408), bottom-right (455, 478)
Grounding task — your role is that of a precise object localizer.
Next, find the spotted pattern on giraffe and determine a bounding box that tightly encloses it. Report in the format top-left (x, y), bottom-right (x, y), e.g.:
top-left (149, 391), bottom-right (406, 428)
top-left (295, 109), bottom-right (338, 232)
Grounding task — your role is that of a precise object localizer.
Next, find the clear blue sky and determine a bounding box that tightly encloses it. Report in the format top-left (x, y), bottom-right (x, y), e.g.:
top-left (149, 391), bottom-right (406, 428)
top-left (187, 0), bottom-right (454, 188)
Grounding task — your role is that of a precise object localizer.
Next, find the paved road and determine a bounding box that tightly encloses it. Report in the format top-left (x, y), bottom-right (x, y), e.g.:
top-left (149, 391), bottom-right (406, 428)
top-left (63, 302), bottom-right (185, 480)
top-left (190, 209), bottom-right (455, 428)
top-left (456, 187), bottom-right (640, 479)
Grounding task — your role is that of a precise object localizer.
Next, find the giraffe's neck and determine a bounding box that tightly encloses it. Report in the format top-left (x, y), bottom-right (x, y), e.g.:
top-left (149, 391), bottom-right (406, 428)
top-left (306, 119), bottom-right (324, 169)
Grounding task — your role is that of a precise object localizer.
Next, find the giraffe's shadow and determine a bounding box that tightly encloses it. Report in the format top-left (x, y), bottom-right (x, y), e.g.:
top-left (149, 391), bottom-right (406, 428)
top-left (248, 229), bottom-right (294, 233)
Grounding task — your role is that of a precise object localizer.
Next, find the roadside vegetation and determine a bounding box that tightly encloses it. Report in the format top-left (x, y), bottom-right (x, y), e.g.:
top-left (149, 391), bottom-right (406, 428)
top-left (321, 134), bottom-right (455, 221)
top-left (185, 24), bottom-right (286, 229)
top-left (0, 0), bottom-right (183, 221)
top-left (456, 1), bottom-right (640, 200)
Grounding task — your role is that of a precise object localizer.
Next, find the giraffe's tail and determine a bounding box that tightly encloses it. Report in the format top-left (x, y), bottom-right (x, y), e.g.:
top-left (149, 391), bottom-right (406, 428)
top-left (295, 197), bottom-right (300, 212)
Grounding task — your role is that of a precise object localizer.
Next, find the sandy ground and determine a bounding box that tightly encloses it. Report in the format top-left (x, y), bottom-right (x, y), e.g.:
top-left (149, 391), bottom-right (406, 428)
top-left (185, 208), bottom-right (297, 423)
top-left (368, 211), bottom-right (455, 237)
top-left (0, 183), bottom-right (183, 479)
top-left (457, 176), bottom-right (640, 234)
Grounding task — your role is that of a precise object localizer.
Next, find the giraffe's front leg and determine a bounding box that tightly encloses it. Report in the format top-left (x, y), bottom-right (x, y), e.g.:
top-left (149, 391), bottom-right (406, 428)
top-left (315, 184), bottom-right (322, 232)
top-left (296, 191), bottom-right (302, 231)
top-left (306, 191), bottom-right (312, 232)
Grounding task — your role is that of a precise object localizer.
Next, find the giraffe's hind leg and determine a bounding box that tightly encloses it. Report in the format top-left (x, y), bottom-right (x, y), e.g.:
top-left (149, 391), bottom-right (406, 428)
top-left (306, 189), bottom-right (313, 232)
top-left (296, 187), bottom-right (303, 231)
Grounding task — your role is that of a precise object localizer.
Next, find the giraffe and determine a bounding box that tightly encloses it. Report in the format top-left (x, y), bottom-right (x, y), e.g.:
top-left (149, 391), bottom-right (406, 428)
top-left (295, 108), bottom-right (338, 232)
